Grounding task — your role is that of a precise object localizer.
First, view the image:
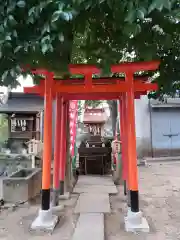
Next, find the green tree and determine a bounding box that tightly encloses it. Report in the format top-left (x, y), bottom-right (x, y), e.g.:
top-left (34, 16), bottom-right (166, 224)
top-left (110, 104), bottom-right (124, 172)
top-left (0, 0), bottom-right (179, 89)
top-left (1, 0), bottom-right (180, 137)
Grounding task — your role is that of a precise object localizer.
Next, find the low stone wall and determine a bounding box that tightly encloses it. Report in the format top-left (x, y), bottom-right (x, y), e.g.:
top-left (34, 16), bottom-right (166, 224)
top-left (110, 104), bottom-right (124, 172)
top-left (3, 168), bottom-right (42, 203)
top-left (0, 155), bottom-right (32, 177)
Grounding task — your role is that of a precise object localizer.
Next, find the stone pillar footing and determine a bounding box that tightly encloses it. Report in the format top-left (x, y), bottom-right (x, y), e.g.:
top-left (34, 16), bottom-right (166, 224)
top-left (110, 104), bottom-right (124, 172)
top-left (31, 209), bottom-right (58, 231)
top-left (124, 209), bottom-right (149, 233)
top-left (59, 192), bottom-right (70, 200)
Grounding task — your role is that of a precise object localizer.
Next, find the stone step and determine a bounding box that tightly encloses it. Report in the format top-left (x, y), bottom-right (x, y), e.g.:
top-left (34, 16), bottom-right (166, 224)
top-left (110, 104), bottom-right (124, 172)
top-left (77, 175), bottom-right (114, 186)
top-left (73, 185), bottom-right (117, 194)
top-left (74, 193), bottom-right (110, 213)
top-left (71, 213), bottom-right (104, 240)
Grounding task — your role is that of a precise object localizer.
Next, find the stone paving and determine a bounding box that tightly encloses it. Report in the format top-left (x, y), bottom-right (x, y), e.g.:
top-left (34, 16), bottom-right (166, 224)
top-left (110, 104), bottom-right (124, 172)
top-left (72, 213), bottom-right (104, 240)
top-left (74, 192), bottom-right (110, 213)
top-left (72, 175), bottom-right (117, 240)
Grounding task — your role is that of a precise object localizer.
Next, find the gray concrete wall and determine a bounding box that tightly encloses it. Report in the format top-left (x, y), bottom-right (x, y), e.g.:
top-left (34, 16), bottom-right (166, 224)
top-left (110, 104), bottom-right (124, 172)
top-left (3, 168), bottom-right (41, 203)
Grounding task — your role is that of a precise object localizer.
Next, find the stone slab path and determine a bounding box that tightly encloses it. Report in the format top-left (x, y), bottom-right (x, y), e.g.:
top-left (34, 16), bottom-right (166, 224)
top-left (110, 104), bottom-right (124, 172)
top-left (74, 192), bottom-right (110, 213)
top-left (73, 185), bottom-right (117, 194)
top-left (71, 175), bottom-right (117, 240)
top-left (72, 213), bottom-right (104, 240)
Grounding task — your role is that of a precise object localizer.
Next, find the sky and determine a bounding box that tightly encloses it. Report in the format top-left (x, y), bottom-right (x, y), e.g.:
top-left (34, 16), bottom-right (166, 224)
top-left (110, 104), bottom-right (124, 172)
top-left (0, 75), bottom-right (34, 94)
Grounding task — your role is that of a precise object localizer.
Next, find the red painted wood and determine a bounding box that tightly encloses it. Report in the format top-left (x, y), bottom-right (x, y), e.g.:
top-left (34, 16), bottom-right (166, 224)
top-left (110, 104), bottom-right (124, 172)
top-left (53, 94), bottom-right (62, 189)
top-left (111, 60), bottom-right (160, 73)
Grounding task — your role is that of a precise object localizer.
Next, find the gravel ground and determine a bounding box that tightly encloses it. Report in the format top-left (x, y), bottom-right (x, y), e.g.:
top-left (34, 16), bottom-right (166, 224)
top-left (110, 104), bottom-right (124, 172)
top-left (105, 162), bottom-right (180, 240)
top-left (0, 193), bottom-right (79, 240)
top-left (1, 162), bottom-right (180, 240)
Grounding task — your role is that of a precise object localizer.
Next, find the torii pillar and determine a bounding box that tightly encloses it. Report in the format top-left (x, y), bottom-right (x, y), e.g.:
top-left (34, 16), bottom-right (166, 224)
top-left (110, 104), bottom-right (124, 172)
top-left (52, 93), bottom-right (63, 206)
top-left (24, 72), bottom-right (68, 205)
top-left (111, 61), bottom-right (160, 232)
top-left (59, 99), bottom-right (68, 195)
top-left (29, 71), bottom-right (58, 230)
top-left (120, 90), bottom-right (148, 196)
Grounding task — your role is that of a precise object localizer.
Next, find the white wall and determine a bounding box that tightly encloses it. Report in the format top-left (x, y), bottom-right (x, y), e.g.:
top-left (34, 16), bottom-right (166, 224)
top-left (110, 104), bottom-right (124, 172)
top-left (135, 96), bottom-right (152, 157)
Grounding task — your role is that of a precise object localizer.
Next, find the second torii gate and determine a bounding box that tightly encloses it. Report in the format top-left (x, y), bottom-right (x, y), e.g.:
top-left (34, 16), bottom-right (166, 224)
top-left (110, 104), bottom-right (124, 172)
top-left (24, 61), bottom-right (160, 232)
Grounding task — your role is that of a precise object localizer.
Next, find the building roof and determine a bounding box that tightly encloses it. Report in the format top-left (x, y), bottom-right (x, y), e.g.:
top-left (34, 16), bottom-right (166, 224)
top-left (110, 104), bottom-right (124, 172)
top-left (0, 92), bottom-right (44, 113)
top-left (150, 98), bottom-right (180, 108)
top-left (83, 108), bottom-right (108, 123)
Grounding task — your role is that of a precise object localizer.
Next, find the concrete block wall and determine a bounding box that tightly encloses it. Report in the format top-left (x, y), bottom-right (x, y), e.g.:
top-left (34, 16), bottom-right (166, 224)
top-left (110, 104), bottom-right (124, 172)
top-left (135, 96), bottom-right (152, 158)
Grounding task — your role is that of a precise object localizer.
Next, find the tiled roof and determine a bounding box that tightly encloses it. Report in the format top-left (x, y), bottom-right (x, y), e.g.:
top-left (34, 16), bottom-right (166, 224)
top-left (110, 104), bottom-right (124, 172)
top-left (0, 93), bottom-right (44, 113)
top-left (83, 108), bottom-right (107, 123)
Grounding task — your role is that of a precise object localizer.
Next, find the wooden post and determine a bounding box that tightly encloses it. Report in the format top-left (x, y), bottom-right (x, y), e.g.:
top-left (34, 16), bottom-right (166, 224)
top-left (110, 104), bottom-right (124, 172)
top-left (119, 96), bottom-right (126, 194)
top-left (126, 72), bottom-right (139, 213)
top-left (52, 93), bottom-right (62, 206)
top-left (41, 72), bottom-right (53, 211)
top-left (59, 98), bottom-right (65, 195)
top-left (123, 93), bottom-right (131, 202)
top-left (65, 101), bottom-right (72, 191)
top-left (59, 100), bottom-right (68, 195)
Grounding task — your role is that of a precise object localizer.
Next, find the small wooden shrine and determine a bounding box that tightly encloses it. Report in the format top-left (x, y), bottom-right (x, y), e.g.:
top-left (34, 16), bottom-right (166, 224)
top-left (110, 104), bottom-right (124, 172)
top-left (0, 92), bottom-right (44, 153)
top-left (78, 107), bottom-right (111, 175)
top-left (83, 108), bottom-right (108, 136)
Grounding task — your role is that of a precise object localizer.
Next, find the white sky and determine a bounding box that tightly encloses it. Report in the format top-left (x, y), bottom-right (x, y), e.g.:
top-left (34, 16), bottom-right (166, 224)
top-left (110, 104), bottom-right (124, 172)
top-left (0, 75), bottom-right (34, 93)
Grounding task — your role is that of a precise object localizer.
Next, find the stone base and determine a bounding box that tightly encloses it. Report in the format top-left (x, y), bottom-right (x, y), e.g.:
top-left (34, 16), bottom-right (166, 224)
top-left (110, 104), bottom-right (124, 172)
top-left (31, 209), bottom-right (58, 231)
top-left (51, 204), bottom-right (64, 214)
top-left (124, 210), bottom-right (149, 233)
top-left (59, 192), bottom-right (70, 200)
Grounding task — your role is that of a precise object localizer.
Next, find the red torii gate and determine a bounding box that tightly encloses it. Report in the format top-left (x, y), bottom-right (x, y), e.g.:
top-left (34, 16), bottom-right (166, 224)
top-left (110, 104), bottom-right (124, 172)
top-left (25, 61), bottom-right (160, 231)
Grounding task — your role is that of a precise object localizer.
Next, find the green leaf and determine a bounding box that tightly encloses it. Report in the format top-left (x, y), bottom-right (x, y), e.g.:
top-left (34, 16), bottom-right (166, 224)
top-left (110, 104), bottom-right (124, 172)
top-left (133, 24), bottom-right (141, 36)
top-left (2, 71), bottom-right (8, 81)
top-left (28, 7), bottom-right (35, 16)
top-left (8, 15), bottom-right (17, 25)
top-left (49, 44), bottom-right (53, 52)
top-left (5, 35), bottom-right (11, 41)
top-left (14, 45), bottom-right (22, 53)
top-left (139, 7), bottom-right (147, 15)
top-left (7, 3), bottom-right (16, 13)
top-left (163, 0), bottom-right (171, 10)
top-left (148, 0), bottom-right (157, 13)
top-left (0, 25), bottom-right (4, 33)
top-left (149, 0), bottom-right (171, 13)
top-left (41, 35), bottom-right (50, 43)
top-left (42, 24), bottom-right (50, 35)
top-left (27, 16), bottom-right (35, 24)
top-left (51, 10), bottom-right (62, 22)
top-left (123, 24), bottom-right (141, 37)
top-left (12, 30), bottom-right (18, 38)
top-left (58, 33), bottom-right (64, 42)
top-left (10, 69), bottom-right (16, 77)
top-left (125, 10), bottom-right (136, 23)
top-left (41, 43), bottom-right (49, 54)
top-left (17, 1), bottom-right (26, 8)
top-left (137, 10), bottom-right (145, 20)
top-left (60, 12), bottom-right (71, 21)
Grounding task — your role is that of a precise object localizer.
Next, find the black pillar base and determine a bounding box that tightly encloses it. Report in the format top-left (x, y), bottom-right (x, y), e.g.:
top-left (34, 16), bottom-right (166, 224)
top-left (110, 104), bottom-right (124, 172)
top-left (124, 180), bottom-right (127, 196)
top-left (41, 189), bottom-right (50, 210)
top-left (59, 181), bottom-right (64, 195)
top-left (130, 190), bottom-right (139, 212)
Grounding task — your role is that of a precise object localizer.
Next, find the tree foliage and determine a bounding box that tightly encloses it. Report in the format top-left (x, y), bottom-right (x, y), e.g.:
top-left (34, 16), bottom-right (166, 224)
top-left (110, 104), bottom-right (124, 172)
top-left (0, 0), bottom-right (179, 93)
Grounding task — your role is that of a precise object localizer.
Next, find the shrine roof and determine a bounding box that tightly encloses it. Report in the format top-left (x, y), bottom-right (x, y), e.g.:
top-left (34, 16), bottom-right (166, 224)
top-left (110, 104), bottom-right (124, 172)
top-left (0, 92), bottom-right (44, 113)
top-left (83, 108), bottom-right (108, 123)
